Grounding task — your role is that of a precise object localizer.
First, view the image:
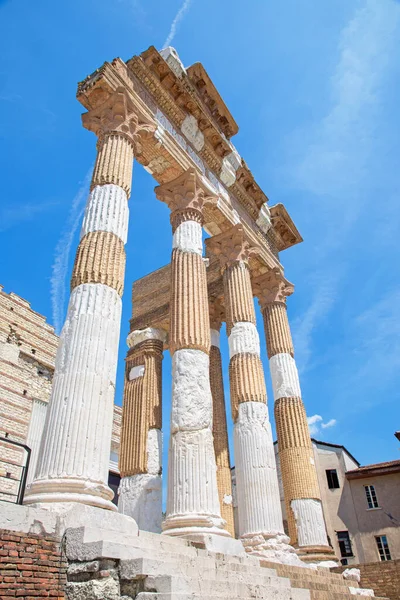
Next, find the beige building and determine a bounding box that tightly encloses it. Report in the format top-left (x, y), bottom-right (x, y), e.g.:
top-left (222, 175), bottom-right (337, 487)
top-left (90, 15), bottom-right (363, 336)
top-left (274, 440), bottom-right (400, 565)
top-left (0, 286), bottom-right (121, 504)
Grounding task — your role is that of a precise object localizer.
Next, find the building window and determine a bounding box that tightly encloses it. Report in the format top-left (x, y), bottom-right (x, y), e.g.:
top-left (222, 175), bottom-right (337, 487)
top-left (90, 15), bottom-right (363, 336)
top-left (337, 531), bottom-right (353, 558)
top-left (376, 535), bottom-right (391, 561)
top-left (364, 484), bottom-right (379, 509)
top-left (326, 469), bottom-right (340, 489)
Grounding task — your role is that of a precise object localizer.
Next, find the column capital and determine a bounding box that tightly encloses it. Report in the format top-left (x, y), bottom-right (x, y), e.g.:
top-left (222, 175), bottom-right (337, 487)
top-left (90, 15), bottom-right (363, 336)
top-left (127, 327), bottom-right (167, 349)
top-left (205, 224), bottom-right (259, 271)
top-left (253, 268), bottom-right (294, 308)
top-left (154, 168), bottom-right (217, 229)
top-left (82, 87), bottom-right (156, 155)
top-left (209, 296), bottom-right (225, 330)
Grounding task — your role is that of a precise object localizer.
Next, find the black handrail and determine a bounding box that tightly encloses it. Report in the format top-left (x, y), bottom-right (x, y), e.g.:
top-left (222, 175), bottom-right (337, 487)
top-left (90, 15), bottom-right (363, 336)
top-left (0, 437), bottom-right (31, 505)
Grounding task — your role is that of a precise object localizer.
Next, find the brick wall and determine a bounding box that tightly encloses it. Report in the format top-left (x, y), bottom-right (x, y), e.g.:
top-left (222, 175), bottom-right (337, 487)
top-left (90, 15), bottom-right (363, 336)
top-left (0, 529), bottom-right (66, 599)
top-left (333, 560), bottom-right (400, 600)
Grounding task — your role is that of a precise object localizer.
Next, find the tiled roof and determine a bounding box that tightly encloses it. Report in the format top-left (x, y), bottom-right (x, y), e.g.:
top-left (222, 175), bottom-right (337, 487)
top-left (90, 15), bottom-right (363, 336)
top-left (346, 459), bottom-right (400, 479)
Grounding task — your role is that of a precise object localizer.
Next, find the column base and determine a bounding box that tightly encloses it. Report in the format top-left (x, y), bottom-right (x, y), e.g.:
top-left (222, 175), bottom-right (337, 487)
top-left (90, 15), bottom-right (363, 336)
top-left (163, 516), bottom-right (245, 556)
top-left (118, 474), bottom-right (162, 533)
top-left (241, 532), bottom-right (309, 567)
top-left (162, 513), bottom-right (230, 539)
top-left (297, 545), bottom-right (339, 567)
top-left (24, 477), bottom-right (117, 512)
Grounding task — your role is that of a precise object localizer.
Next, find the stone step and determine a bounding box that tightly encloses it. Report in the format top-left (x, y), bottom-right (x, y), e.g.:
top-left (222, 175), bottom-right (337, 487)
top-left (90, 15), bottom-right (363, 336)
top-left (261, 561), bottom-right (347, 582)
top-left (135, 588), bottom-right (311, 600)
top-left (291, 580), bottom-right (358, 593)
top-left (67, 525), bottom-right (256, 564)
top-left (120, 556), bottom-right (278, 582)
top-left (142, 574), bottom-right (294, 597)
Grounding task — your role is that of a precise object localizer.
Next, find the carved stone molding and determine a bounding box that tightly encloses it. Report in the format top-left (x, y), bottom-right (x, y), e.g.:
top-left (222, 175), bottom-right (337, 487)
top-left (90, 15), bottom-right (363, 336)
top-left (252, 267), bottom-right (294, 308)
top-left (82, 87), bottom-right (156, 155)
top-left (155, 168), bottom-right (217, 228)
top-left (206, 224), bottom-right (259, 271)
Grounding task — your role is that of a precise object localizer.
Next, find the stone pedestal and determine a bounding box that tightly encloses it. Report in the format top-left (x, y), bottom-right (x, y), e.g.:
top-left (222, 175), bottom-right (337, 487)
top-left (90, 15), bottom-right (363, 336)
top-left (254, 268), bottom-right (337, 564)
top-left (118, 327), bottom-right (166, 533)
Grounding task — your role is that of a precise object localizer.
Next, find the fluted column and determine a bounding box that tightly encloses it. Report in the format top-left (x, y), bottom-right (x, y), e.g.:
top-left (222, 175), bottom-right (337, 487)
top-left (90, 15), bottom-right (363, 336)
top-left (25, 89), bottom-right (155, 510)
top-left (118, 327), bottom-right (166, 532)
top-left (254, 268), bottom-right (336, 564)
top-left (155, 169), bottom-right (230, 541)
top-left (209, 299), bottom-right (235, 538)
top-left (207, 226), bottom-right (298, 562)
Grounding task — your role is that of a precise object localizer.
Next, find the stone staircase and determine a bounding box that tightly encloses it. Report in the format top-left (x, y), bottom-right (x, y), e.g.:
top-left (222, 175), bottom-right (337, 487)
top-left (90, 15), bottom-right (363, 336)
top-left (65, 526), bottom-right (386, 600)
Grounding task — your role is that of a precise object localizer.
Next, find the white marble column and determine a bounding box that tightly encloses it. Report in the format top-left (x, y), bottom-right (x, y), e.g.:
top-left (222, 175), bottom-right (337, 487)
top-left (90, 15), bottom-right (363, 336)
top-left (24, 89), bottom-right (152, 510)
top-left (207, 225), bottom-right (301, 564)
top-left (254, 268), bottom-right (336, 564)
top-left (118, 327), bottom-right (165, 533)
top-left (155, 170), bottom-right (231, 543)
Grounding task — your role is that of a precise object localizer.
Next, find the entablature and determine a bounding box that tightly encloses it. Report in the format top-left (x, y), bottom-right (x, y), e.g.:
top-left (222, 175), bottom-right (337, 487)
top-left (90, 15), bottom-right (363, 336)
top-left (77, 48), bottom-right (302, 278)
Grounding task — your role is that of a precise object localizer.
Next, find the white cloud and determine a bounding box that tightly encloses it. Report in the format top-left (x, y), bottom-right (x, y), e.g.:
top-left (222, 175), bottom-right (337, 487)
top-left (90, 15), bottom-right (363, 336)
top-left (321, 419), bottom-right (337, 429)
top-left (293, 0), bottom-right (400, 199)
top-left (288, 0), bottom-right (400, 372)
top-left (163, 0), bottom-right (192, 48)
top-left (308, 414), bottom-right (337, 436)
top-left (50, 168), bottom-right (92, 334)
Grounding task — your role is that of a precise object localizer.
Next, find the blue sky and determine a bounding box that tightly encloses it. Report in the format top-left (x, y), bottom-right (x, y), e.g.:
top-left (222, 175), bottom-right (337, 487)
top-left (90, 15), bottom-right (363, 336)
top-left (1, 0), bottom-right (399, 473)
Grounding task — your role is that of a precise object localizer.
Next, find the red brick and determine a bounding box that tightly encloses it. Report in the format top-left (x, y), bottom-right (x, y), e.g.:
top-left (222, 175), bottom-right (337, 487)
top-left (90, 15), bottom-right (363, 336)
top-left (1, 536), bottom-right (21, 543)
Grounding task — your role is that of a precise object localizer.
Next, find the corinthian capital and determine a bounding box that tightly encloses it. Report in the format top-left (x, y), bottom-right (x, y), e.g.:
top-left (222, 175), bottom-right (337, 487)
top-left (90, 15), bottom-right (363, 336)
top-left (252, 267), bottom-right (294, 307)
top-left (82, 87), bottom-right (156, 155)
top-left (155, 168), bottom-right (217, 228)
top-left (205, 224), bottom-right (259, 271)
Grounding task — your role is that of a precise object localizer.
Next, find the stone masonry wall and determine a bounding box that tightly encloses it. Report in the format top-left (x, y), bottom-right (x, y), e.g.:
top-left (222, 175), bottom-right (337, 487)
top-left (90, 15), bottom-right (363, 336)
top-left (333, 560), bottom-right (400, 600)
top-left (0, 287), bottom-right (58, 502)
top-left (0, 529), bottom-right (66, 600)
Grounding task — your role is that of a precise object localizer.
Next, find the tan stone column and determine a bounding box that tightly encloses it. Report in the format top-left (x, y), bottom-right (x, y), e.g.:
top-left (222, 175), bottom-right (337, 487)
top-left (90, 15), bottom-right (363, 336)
top-left (25, 89), bottom-right (155, 510)
top-left (155, 169), bottom-right (232, 543)
top-left (207, 226), bottom-right (299, 562)
top-left (254, 268), bottom-right (336, 564)
top-left (209, 298), bottom-right (235, 538)
top-left (118, 327), bottom-right (166, 532)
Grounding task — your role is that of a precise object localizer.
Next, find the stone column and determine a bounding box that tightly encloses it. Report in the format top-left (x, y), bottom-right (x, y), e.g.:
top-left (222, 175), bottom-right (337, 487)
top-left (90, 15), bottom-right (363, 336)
top-left (155, 169), bottom-right (230, 542)
top-left (25, 89), bottom-right (155, 510)
top-left (209, 298), bottom-right (235, 538)
top-left (118, 327), bottom-right (166, 532)
top-left (254, 268), bottom-right (336, 564)
top-left (207, 226), bottom-right (298, 562)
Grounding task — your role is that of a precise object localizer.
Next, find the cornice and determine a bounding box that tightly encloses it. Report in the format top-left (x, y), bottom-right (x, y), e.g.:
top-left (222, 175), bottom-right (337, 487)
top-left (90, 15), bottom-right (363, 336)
top-left (270, 203), bottom-right (303, 251)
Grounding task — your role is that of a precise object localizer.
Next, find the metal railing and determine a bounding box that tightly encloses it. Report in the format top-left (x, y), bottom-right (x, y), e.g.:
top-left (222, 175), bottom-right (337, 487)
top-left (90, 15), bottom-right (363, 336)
top-left (0, 437), bottom-right (31, 505)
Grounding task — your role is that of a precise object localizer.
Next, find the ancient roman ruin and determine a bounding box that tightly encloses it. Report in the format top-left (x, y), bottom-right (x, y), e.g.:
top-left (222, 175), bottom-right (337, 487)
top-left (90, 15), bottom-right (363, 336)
top-left (3, 44), bottom-right (383, 599)
top-left (23, 43), bottom-right (335, 561)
